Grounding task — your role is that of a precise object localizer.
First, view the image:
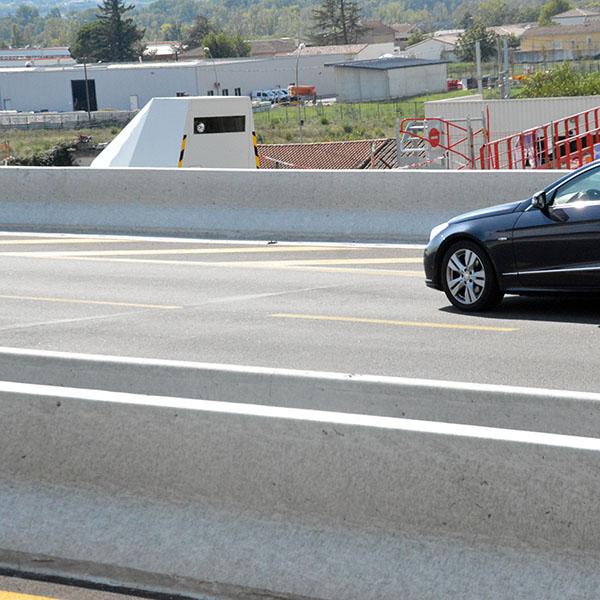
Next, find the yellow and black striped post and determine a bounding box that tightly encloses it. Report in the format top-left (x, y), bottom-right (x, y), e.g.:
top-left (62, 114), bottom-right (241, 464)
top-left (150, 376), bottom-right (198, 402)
top-left (252, 131), bottom-right (260, 169)
top-left (177, 134), bottom-right (187, 168)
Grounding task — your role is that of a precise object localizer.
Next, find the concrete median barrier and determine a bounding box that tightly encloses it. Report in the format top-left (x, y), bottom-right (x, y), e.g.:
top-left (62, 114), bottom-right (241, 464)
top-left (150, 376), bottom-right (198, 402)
top-left (1, 379), bottom-right (600, 600)
top-left (0, 346), bottom-right (599, 437)
top-left (0, 167), bottom-right (560, 242)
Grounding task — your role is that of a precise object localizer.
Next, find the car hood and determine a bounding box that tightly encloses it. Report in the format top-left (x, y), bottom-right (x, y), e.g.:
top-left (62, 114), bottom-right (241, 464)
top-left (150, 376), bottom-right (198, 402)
top-left (448, 200), bottom-right (523, 224)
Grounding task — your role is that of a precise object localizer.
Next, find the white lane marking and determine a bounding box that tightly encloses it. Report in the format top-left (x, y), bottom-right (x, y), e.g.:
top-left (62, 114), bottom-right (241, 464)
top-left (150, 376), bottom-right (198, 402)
top-left (181, 284), bottom-right (343, 308)
top-left (0, 346), bottom-right (597, 403)
top-left (0, 231), bottom-right (425, 250)
top-left (0, 311), bottom-right (154, 333)
top-left (1, 255), bottom-right (423, 277)
top-left (0, 247), bottom-right (369, 258)
top-left (0, 238), bottom-right (139, 246)
top-left (3, 379), bottom-right (600, 451)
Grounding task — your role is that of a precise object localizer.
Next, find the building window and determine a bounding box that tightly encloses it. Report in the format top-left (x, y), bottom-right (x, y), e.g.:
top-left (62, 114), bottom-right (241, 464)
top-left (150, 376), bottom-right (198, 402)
top-left (207, 90), bottom-right (214, 96)
top-left (222, 89), bottom-right (229, 96)
top-left (589, 37), bottom-right (593, 47)
top-left (553, 41), bottom-right (562, 50)
top-left (234, 87), bottom-right (241, 96)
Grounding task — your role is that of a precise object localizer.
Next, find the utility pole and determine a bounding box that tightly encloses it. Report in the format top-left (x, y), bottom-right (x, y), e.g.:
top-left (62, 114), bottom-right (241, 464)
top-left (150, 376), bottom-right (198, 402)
top-left (295, 42), bottom-right (305, 142)
top-left (503, 37), bottom-right (510, 99)
top-left (204, 47), bottom-right (220, 95)
top-left (475, 40), bottom-right (483, 96)
top-left (83, 57), bottom-right (92, 121)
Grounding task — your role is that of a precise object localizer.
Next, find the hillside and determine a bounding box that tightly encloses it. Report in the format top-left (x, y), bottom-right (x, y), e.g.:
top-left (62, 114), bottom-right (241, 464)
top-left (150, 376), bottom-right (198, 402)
top-left (0, 0), bottom-right (559, 47)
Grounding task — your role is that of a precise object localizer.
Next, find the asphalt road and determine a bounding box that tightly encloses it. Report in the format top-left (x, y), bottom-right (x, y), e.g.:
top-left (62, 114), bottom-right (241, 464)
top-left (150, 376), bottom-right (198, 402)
top-left (0, 576), bottom-right (194, 599)
top-left (0, 232), bottom-right (597, 392)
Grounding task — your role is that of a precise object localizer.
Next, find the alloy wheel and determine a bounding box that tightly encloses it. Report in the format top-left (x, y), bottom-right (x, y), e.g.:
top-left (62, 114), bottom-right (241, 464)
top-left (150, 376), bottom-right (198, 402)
top-left (445, 248), bottom-right (486, 305)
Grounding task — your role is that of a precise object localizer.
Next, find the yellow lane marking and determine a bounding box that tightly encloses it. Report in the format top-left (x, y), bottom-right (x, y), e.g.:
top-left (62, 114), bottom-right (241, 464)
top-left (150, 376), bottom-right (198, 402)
top-left (0, 294), bottom-right (180, 310)
top-left (20, 256), bottom-right (424, 278)
top-left (0, 238), bottom-right (138, 246)
top-left (0, 246), bottom-right (363, 258)
top-left (0, 593), bottom-right (57, 600)
top-left (214, 258), bottom-right (423, 267)
top-left (288, 267), bottom-right (423, 277)
top-left (271, 313), bottom-right (518, 332)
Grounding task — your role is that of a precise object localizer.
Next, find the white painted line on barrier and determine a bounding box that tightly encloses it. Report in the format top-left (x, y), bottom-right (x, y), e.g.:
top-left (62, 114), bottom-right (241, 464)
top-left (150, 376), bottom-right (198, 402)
top-left (0, 346), bottom-right (598, 403)
top-left (0, 232), bottom-right (426, 250)
top-left (3, 379), bottom-right (600, 452)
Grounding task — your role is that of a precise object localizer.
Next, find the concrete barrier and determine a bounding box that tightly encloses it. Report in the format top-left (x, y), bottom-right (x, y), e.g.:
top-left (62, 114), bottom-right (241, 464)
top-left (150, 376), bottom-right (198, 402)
top-left (0, 167), bottom-right (561, 242)
top-left (0, 346), bottom-right (599, 437)
top-left (2, 379), bottom-right (600, 600)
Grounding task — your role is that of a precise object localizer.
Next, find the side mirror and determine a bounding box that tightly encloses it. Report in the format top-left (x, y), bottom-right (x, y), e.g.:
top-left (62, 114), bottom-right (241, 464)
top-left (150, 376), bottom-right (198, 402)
top-left (531, 190), bottom-right (550, 211)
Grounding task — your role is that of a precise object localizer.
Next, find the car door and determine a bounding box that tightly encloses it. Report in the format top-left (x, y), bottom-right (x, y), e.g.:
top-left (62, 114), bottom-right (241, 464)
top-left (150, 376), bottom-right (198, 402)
top-left (511, 165), bottom-right (600, 289)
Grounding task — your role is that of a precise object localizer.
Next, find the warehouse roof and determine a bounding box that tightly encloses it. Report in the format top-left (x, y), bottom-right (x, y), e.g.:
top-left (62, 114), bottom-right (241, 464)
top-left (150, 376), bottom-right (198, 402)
top-left (522, 21), bottom-right (600, 37)
top-left (328, 57), bottom-right (447, 70)
top-left (554, 8), bottom-right (600, 19)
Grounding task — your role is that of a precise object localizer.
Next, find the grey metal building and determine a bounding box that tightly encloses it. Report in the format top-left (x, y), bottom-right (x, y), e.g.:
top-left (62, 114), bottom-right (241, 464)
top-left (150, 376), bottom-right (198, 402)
top-left (330, 57), bottom-right (448, 102)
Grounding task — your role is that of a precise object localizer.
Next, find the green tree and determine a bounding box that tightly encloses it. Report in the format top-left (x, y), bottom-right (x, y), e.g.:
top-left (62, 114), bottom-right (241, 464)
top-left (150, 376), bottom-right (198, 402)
top-left (405, 29), bottom-right (424, 47)
top-left (202, 30), bottom-right (249, 57)
top-left (184, 13), bottom-right (212, 48)
top-left (11, 23), bottom-right (21, 47)
top-left (456, 21), bottom-right (497, 62)
top-left (477, 0), bottom-right (511, 26)
top-left (71, 0), bottom-right (145, 62)
top-left (95, 0), bottom-right (145, 61)
top-left (14, 5), bottom-right (40, 27)
top-left (160, 22), bottom-right (182, 40)
top-left (70, 21), bottom-right (105, 61)
top-left (311, 0), bottom-right (364, 45)
top-left (539, 0), bottom-right (572, 26)
top-left (522, 62), bottom-right (600, 97)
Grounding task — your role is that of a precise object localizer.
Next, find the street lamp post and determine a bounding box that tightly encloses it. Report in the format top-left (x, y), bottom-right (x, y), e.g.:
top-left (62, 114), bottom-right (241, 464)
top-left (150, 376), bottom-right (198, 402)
top-left (295, 42), bottom-right (305, 142)
top-left (204, 46), bottom-right (220, 95)
top-left (83, 57), bottom-right (92, 121)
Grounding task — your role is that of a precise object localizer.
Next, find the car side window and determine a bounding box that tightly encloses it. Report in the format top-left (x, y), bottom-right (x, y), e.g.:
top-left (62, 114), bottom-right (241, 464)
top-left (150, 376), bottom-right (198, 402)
top-left (553, 167), bottom-right (600, 205)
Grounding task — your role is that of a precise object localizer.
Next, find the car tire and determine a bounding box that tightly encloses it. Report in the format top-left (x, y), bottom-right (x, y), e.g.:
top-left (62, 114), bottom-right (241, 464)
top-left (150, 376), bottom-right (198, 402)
top-left (441, 241), bottom-right (504, 312)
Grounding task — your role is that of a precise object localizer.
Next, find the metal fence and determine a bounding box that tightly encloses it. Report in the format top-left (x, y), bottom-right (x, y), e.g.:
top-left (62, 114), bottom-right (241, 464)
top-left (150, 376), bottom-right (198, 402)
top-left (0, 110), bottom-right (137, 130)
top-left (254, 100), bottom-right (425, 128)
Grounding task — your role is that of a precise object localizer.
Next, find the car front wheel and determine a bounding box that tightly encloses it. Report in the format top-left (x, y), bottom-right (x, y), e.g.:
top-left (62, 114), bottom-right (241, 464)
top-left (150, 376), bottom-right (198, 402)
top-left (441, 241), bottom-right (503, 311)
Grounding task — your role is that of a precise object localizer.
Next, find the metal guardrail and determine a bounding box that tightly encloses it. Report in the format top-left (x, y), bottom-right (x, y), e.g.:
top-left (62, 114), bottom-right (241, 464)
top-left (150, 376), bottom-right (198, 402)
top-left (0, 110), bottom-right (138, 130)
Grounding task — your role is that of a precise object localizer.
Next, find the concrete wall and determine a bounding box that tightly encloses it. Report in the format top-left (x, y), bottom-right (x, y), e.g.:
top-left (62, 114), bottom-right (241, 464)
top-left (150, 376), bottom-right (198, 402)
top-left (426, 94), bottom-right (600, 141)
top-left (334, 67), bottom-right (388, 102)
top-left (0, 167), bottom-right (560, 242)
top-left (388, 62), bottom-right (447, 97)
top-left (0, 54), bottom-right (347, 112)
top-left (2, 377), bottom-right (600, 599)
top-left (335, 63), bottom-right (447, 102)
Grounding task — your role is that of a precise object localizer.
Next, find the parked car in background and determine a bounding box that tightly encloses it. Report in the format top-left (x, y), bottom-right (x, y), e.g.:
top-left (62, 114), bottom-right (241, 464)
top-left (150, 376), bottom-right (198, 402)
top-left (447, 79), bottom-right (463, 91)
top-left (251, 90), bottom-right (276, 103)
top-left (271, 89), bottom-right (290, 103)
top-left (424, 162), bottom-right (600, 311)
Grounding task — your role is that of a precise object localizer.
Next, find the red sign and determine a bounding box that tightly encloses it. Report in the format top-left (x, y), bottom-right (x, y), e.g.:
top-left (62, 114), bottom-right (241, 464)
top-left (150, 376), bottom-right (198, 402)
top-left (429, 127), bottom-right (441, 148)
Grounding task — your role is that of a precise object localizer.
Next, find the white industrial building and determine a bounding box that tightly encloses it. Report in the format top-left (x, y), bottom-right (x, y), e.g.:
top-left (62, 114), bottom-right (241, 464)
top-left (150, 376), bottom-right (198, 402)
top-left (0, 47), bottom-right (75, 69)
top-left (0, 53), bottom-right (349, 113)
top-left (330, 57), bottom-right (448, 102)
top-left (402, 37), bottom-right (458, 62)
